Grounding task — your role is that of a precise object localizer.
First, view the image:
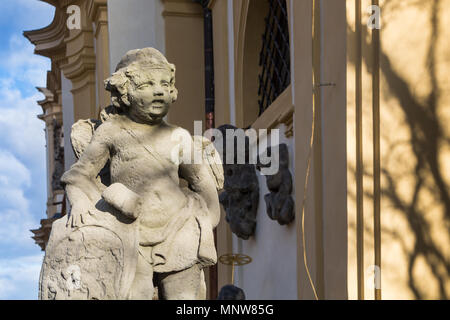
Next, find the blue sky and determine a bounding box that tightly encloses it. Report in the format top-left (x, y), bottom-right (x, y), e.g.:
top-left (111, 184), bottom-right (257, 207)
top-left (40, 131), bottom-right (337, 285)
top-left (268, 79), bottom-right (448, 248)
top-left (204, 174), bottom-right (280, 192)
top-left (0, 0), bottom-right (55, 299)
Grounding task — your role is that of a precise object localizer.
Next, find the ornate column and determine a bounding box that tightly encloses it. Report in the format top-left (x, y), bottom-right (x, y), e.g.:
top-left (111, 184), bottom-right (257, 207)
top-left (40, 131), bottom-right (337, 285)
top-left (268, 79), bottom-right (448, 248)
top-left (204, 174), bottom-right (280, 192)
top-left (37, 85), bottom-right (64, 219)
top-left (30, 71), bottom-right (65, 251)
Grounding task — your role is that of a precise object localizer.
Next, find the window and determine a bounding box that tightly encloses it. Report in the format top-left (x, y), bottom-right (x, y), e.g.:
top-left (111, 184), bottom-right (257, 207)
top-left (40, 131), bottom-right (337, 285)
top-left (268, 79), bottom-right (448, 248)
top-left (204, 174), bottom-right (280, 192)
top-left (258, 0), bottom-right (291, 115)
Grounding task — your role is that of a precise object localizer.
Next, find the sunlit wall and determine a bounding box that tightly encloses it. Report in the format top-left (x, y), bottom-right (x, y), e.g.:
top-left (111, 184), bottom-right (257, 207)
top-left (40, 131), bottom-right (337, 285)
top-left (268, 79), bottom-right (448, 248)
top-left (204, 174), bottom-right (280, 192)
top-left (347, 0), bottom-right (450, 300)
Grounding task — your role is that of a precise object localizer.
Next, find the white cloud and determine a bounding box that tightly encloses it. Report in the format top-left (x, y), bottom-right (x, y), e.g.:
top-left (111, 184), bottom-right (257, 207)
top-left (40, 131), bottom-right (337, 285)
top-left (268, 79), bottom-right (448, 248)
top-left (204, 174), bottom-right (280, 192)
top-left (0, 150), bottom-right (31, 188)
top-left (0, 254), bottom-right (44, 299)
top-left (0, 151), bottom-right (38, 246)
top-left (0, 35), bottom-right (48, 252)
top-left (0, 35), bottom-right (48, 165)
top-left (0, 40), bottom-right (48, 253)
top-left (1, 35), bottom-right (51, 86)
top-left (0, 0), bottom-right (54, 301)
top-left (0, 0), bottom-right (55, 32)
top-left (0, 79), bottom-right (46, 164)
top-left (0, 208), bottom-right (38, 249)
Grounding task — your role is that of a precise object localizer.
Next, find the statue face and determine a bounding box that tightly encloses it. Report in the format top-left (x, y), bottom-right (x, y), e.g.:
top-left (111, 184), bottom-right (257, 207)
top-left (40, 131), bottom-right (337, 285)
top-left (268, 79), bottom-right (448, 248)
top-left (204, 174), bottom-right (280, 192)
top-left (128, 69), bottom-right (172, 123)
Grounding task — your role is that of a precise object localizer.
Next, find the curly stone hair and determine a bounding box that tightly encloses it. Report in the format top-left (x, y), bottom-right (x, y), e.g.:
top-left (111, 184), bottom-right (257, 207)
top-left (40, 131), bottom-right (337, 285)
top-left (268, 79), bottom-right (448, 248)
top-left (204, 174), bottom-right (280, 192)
top-left (104, 48), bottom-right (178, 110)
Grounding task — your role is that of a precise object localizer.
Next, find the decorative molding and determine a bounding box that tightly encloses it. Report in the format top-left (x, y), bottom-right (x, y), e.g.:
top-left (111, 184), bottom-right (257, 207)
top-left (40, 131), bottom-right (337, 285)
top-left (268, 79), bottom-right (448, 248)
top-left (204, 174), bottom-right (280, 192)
top-left (36, 87), bottom-right (62, 123)
top-left (60, 0), bottom-right (96, 84)
top-left (251, 85), bottom-right (294, 137)
top-left (62, 48), bottom-right (96, 82)
top-left (31, 217), bottom-right (57, 251)
top-left (55, 0), bottom-right (97, 119)
top-left (36, 61), bottom-right (63, 124)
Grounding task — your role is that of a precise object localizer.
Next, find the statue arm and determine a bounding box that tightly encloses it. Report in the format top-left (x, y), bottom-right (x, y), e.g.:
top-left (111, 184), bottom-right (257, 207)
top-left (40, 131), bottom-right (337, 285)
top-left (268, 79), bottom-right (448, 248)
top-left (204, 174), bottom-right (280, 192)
top-left (176, 131), bottom-right (222, 228)
top-left (61, 123), bottom-right (111, 222)
top-left (179, 162), bottom-right (221, 228)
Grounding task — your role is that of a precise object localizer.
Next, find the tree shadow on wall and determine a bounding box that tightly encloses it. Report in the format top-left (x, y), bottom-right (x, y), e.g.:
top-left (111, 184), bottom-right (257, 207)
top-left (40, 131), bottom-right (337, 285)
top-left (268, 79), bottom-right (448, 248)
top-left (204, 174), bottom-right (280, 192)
top-left (348, 0), bottom-right (449, 299)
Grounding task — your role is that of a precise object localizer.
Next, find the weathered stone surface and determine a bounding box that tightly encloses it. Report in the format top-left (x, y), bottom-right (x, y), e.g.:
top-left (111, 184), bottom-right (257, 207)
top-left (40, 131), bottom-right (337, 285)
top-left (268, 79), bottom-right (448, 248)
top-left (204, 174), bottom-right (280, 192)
top-left (260, 144), bottom-right (294, 225)
top-left (217, 125), bottom-right (259, 240)
top-left (40, 204), bottom-right (138, 300)
top-left (40, 48), bottom-right (222, 300)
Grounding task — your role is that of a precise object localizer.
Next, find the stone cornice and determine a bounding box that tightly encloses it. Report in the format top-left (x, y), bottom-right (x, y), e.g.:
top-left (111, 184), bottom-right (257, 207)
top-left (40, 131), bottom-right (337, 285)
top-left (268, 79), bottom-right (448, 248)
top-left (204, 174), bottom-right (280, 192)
top-left (36, 87), bottom-right (62, 123)
top-left (37, 107), bottom-right (63, 124)
top-left (23, 6), bottom-right (67, 60)
top-left (62, 49), bottom-right (96, 82)
top-left (37, 87), bottom-right (54, 104)
top-left (31, 217), bottom-right (58, 251)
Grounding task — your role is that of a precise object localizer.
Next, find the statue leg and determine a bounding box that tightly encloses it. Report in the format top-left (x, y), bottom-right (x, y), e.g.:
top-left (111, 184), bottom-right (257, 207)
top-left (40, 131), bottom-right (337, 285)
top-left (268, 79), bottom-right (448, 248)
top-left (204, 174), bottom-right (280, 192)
top-left (129, 251), bottom-right (154, 300)
top-left (157, 264), bottom-right (206, 300)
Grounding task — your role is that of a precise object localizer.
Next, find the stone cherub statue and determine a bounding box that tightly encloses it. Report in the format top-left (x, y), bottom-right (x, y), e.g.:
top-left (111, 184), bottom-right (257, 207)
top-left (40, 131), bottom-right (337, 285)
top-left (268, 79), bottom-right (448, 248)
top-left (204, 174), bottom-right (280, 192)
top-left (39, 48), bottom-right (223, 300)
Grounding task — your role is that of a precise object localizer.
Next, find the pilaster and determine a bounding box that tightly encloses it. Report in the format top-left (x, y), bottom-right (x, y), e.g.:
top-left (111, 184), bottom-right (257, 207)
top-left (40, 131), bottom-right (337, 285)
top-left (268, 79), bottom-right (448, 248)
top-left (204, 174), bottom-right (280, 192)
top-left (88, 0), bottom-right (110, 113)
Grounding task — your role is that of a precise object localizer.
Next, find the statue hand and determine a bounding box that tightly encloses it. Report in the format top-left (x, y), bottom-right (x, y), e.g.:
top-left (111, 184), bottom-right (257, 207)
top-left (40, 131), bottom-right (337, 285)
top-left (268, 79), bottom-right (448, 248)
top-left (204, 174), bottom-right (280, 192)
top-left (66, 202), bottom-right (95, 228)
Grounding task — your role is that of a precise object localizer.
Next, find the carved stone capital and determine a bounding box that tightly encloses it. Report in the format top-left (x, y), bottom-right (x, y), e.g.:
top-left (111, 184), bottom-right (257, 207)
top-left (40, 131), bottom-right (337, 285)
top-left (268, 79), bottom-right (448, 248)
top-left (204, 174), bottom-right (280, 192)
top-left (23, 5), bottom-right (66, 61)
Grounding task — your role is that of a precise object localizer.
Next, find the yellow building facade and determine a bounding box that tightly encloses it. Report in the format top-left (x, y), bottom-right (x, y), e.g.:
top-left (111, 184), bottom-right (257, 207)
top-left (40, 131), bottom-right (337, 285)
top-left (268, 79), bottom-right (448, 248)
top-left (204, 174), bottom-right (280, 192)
top-left (25, 0), bottom-right (449, 300)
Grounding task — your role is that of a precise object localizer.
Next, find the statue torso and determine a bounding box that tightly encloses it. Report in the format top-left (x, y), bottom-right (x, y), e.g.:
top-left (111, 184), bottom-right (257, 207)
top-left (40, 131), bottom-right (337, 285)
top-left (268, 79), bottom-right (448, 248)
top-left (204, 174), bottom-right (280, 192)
top-left (107, 117), bottom-right (187, 229)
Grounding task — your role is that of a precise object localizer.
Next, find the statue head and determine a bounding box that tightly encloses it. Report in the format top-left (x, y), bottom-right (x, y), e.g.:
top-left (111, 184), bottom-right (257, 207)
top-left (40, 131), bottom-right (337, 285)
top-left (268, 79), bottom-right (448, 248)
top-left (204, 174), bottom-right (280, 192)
top-left (104, 48), bottom-right (178, 123)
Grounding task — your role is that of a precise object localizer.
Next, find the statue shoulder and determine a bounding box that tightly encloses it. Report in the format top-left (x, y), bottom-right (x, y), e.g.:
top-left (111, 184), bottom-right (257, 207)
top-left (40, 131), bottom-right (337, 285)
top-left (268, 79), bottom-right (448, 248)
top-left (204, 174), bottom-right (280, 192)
top-left (166, 123), bottom-right (191, 136)
top-left (90, 118), bottom-right (121, 145)
top-left (164, 123), bottom-right (193, 145)
top-left (70, 113), bottom-right (125, 159)
top-left (168, 124), bottom-right (224, 191)
top-left (97, 114), bottom-right (124, 133)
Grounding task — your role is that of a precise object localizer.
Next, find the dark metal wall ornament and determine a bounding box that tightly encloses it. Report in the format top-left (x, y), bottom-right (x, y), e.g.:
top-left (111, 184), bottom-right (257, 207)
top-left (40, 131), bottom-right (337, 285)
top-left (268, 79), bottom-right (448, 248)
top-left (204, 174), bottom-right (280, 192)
top-left (258, 143), bottom-right (294, 225)
top-left (217, 253), bottom-right (251, 300)
top-left (217, 125), bottom-right (259, 240)
top-left (218, 285), bottom-right (246, 300)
